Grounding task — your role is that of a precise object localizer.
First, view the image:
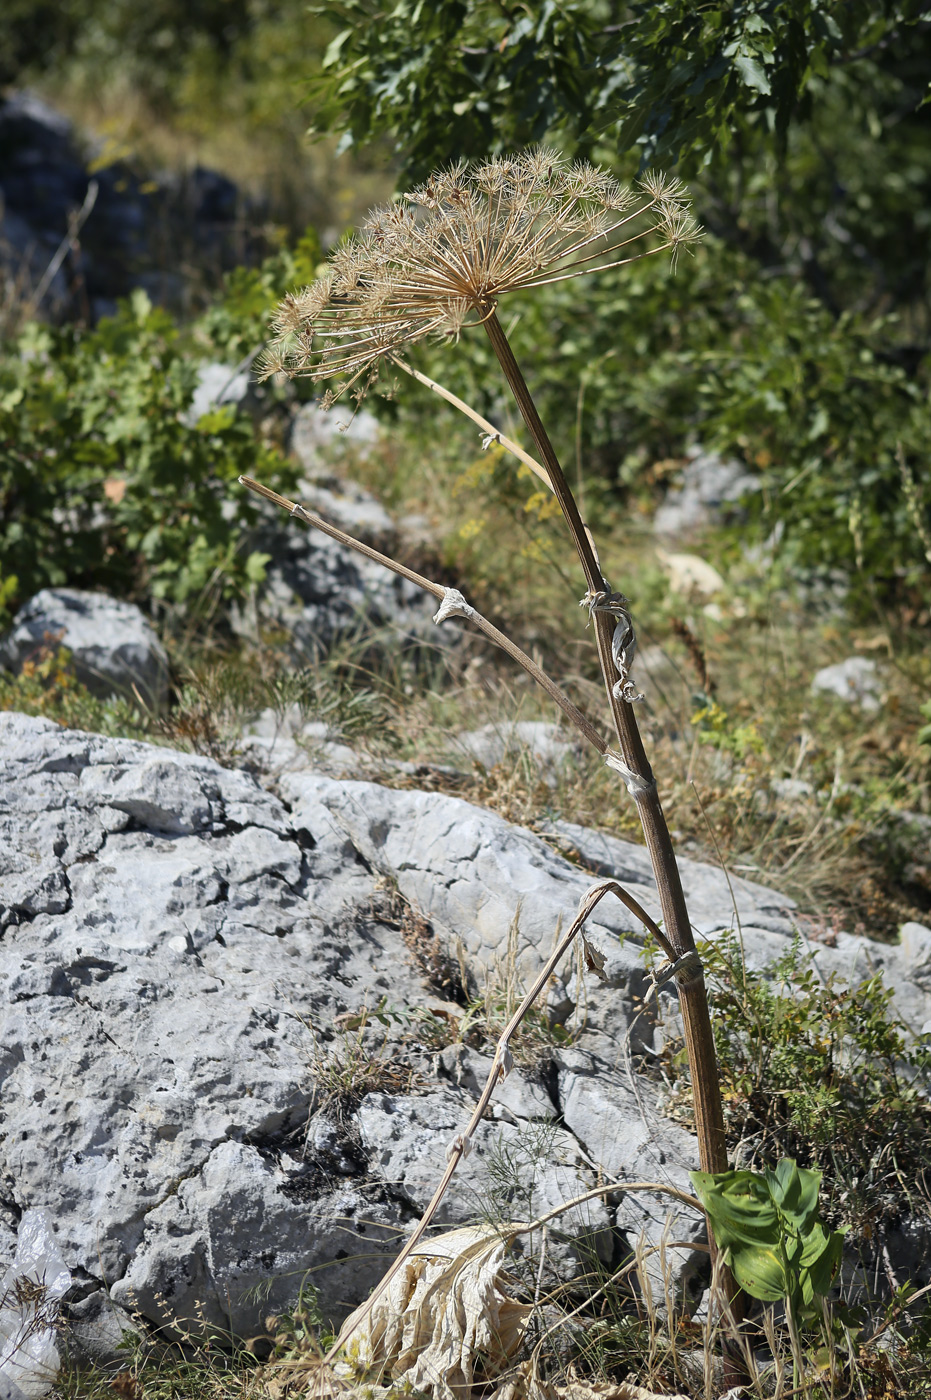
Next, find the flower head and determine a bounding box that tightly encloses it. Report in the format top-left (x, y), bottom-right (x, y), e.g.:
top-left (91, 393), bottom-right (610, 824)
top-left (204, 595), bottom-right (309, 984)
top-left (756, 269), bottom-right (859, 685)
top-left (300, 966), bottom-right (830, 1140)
top-left (259, 148), bottom-right (700, 395)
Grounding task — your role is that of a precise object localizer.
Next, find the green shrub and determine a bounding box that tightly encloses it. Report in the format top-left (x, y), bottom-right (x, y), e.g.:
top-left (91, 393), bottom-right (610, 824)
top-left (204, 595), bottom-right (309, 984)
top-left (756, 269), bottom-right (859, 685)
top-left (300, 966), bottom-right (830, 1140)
top-left (0, 289), bottom-right (299, 629)
top-left (673, 935), bottom-right (931, 1247)
top-left (400, 241), bottom-right (930, 599)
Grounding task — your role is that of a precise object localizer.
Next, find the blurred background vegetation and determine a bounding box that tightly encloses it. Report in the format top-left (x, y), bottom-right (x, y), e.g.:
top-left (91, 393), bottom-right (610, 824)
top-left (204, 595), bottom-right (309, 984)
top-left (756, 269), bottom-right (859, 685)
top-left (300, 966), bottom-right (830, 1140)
top-left (1, 0), bottom-right (930, 930)
top-left (3, 0), bottom-right (928, 606)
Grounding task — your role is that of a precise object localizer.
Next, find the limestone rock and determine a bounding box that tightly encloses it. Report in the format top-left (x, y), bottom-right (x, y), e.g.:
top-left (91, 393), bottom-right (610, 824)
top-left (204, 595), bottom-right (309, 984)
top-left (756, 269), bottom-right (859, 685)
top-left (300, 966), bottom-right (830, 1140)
top-left (0, 90), bottom-right (256, 321)
top-left (453, 721), bottom-right (579, 780)
top-left (811, 656), bottom-right (882, 712)
top-left (281, 773), bottom-right (653, 1031)
top-left (355, 1088), bottom-right (613, 1268)
top-left (289, 402), bottom-right (379, 478)
top-left (0, 589), bottom-right (168, 708)
top-left (3, 711), bottom-right (931, 1364)
top-left (239, 518), bottom-right (437, 657)
top-left (111, 1142), bottom-right (404, 1338)
top-left (653, 449), bottom-right (757, 537)
top-left (0, 714), bottom-right (410, 1342)
top-left (294, 479), bottom-right (395, 541)
top-left (184, 362), bottom-right (253, 425)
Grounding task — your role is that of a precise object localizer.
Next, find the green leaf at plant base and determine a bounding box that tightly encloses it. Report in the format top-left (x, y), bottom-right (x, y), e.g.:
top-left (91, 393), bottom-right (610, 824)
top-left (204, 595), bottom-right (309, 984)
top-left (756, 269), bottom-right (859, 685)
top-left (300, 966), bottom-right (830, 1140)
top-left (691, 1158), bottom-right (844, 1309)
top-left (764, 1157), bottom-right (821, 1234)
top-left (801, 1221), bottom-right (845, 1300)
top-left (690, 1169), bottom-right (781, 1248)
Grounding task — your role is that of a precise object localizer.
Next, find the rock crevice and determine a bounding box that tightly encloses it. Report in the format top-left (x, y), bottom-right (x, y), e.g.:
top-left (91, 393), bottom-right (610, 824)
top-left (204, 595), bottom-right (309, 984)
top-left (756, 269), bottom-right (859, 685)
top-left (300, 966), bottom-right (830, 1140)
top-left (2, 711), bottom-right (930, 1354)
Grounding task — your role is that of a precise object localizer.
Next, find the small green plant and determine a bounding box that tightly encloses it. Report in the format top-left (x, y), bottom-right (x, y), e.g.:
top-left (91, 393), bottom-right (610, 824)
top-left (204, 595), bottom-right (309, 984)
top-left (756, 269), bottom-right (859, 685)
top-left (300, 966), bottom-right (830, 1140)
top-left (690, 698), bottom-right (765, 760)
top-left (690, 1158), bottom-right (844, 1321)
top-left (194, 230), bottom-right (323, 364)
top-left (264, 1279), bottom-right (334, 1362)
top-left (663, 933), bottom-right (931, 1254)
top-left (0, 290), bottom-right (298, 629)
top-left (0, 642), bottom-right (151, 737)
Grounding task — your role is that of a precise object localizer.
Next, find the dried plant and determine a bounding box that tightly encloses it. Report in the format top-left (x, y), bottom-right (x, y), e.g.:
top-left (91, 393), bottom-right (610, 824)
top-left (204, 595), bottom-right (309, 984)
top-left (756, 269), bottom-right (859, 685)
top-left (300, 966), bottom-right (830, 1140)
top-left (243, 146), bottom-right (739, 1354)
top-left (257, 151), bottom-right (698, 397)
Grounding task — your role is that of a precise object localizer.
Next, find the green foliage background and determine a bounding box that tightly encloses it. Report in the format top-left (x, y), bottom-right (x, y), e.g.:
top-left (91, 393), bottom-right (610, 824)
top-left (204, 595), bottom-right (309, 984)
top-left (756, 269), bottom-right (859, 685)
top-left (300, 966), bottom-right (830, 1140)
top-left (309, 0), bottom-right (931, 597)
top-left (2, 0), bottom-right (930, 612)
top-left (0, 288), bottom-right (302, 629)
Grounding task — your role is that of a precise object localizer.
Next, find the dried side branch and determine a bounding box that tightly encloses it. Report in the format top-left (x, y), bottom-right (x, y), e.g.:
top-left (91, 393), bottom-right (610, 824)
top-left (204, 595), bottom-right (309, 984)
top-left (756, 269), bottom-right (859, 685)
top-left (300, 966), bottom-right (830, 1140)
top-left (322, 878), bottom-right (681, 1366)
top-left (238, 474), bottom-right (608, 754)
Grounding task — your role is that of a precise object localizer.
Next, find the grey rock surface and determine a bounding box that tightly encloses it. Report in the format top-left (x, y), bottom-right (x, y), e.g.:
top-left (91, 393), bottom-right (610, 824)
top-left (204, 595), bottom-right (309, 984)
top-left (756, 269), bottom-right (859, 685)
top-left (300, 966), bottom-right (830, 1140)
top-left (0, 589), bottom-right (168, 708)
top-left (355, 1088), bottom-right (612, 1272)
top-left (900, 921), bottom-right (931, 989)
top-left (0, 90), bottom-right (257, 322)
top-left (289, 402), bottom-right (380, 477)
top-left (280, 774), bottom-right (652, 1031)
top-left (0, 716), bottom-right (618, 1353)
top-left (294, 478), bottom-right (395, 541)
top-left (453, 721), bottom-right (579, 781)
top-left (554, 1046), bottom-right (707, 1305)
top-left (3, 712), bottom-right (930, 1365)
top-left (0, 715), bottom-right (412, 1344)
top-left (653, 448), bottom-right (758, 536)
top-left (810, 656), bottom-right (882, 712)
top-left (542, 817), bottom-right (931, 1034)
top-left (238, 515), bottom-right (438, 658)
top-left (184, 362), bottom-right (253, 425)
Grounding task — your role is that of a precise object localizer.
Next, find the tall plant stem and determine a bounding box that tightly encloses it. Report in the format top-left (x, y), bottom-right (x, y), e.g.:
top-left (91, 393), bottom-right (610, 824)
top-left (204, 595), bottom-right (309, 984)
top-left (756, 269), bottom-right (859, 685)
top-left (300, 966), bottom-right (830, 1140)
top-left (481, 307), bottom-right (728, 1180)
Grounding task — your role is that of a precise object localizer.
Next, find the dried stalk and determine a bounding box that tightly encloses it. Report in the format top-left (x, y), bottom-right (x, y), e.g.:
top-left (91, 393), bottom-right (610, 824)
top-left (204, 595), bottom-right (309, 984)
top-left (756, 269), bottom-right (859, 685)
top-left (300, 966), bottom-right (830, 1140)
top-left (251, 145), bottom-right (738, 1330)
top-left (478, 310), bottom-right (727, 1179)
top-left (314, 879), bottom-right (686, 1364)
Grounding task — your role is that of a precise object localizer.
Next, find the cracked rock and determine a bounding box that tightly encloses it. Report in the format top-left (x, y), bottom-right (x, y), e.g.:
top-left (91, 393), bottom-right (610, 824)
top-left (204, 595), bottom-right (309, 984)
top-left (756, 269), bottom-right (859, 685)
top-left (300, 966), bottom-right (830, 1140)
top-left (3, 712), bottom-right (931, 1357)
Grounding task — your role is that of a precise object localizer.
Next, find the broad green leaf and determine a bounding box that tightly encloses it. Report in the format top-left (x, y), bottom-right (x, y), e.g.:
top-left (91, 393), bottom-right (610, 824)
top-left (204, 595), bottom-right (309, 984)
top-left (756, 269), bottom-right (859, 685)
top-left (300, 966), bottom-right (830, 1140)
top-left (805, 1227), bottom-right (845, 1297)
top-left (730, 1242), bottom-right (789, 1302)
top-left (690, 1170), bottom-right (780, 1247)
top-left (766, 1159), bottom-right (821, 1232)
top-left (693, 1160), bottom-right (844, 1309)
top-left (734, 51), bottom-right (772, 95)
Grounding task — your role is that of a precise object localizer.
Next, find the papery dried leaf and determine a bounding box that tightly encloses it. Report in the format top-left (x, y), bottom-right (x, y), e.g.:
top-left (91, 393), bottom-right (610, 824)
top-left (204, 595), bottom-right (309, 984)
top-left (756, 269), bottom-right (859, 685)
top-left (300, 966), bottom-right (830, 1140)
top-left (581, 935), bottom-right (607, 980)
top-left (553, 1380), bottom-right (690, 1400)
top-left (335, 1224), bottom-right (530, 1400)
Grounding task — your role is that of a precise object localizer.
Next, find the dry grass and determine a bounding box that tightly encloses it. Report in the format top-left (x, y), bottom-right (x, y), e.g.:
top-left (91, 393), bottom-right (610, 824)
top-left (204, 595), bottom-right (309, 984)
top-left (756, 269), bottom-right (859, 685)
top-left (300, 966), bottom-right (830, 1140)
top-left (54, 1218), bottom-right (931, 1400)
top-left (317, 421), bottom-right (931, 939)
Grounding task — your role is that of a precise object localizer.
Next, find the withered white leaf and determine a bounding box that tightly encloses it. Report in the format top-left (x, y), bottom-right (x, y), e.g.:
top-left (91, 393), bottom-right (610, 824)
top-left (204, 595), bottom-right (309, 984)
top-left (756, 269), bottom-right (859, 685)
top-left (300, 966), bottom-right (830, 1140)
top-left (335, 1224), bottom-right (531, 1400)
top-left (489, 1363), bottom-right (689, 1400)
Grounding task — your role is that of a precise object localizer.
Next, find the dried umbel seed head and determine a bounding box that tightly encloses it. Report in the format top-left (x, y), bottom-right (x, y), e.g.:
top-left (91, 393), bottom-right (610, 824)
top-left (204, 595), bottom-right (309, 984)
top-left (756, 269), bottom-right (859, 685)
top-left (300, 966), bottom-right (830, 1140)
top-left (258, 147), bottom-right (701, 397)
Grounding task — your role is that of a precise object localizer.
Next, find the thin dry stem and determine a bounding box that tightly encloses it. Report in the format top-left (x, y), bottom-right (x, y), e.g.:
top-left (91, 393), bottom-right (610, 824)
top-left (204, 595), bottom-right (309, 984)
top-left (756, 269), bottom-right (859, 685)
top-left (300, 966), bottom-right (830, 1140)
top-left (477, 311), bottom-right (728, 1185)
top-left (389, 355), bottom-right (553, 491)
top-left (238, 474), bottom-right (607, 753)
top-left (318, 879), bottom-right (679, 1365)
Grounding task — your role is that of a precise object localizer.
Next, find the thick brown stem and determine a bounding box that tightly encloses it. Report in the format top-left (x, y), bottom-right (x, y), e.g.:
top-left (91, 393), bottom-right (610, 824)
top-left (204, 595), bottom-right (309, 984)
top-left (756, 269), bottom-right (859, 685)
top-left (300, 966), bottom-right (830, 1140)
top-left (481, 308), bottom-right (728, 1178)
